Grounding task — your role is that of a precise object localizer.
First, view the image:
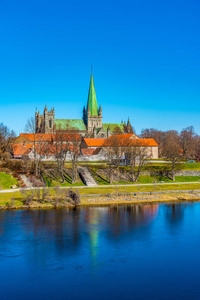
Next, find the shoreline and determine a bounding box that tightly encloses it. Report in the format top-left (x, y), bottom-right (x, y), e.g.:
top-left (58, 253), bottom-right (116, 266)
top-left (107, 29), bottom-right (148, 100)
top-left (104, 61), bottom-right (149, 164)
top-left (1, 191), bottom-right (200, 210)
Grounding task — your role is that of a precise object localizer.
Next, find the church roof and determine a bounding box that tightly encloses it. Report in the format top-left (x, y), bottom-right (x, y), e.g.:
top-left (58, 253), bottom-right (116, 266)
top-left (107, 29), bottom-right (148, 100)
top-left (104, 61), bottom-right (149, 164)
top-left (55, 119), bottom-right (86, 131)
top-left (87, 73), bottom-right (98, 116)
top-left (103, 123), bottom-right (124, 133)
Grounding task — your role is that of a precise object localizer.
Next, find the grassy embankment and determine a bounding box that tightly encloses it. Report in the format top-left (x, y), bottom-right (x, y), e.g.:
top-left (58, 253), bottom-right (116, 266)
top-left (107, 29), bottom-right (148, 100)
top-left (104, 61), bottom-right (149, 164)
top-left (1, 182), bottom-right (200, 208)
top-left (1, 161), bottom-right (200, 208)
top-left (0, 172), bottom-right (18, 189)
top-left (42, 167), bottom-right (84, 187)
top-left (88, 163), bottom-right (200, 185)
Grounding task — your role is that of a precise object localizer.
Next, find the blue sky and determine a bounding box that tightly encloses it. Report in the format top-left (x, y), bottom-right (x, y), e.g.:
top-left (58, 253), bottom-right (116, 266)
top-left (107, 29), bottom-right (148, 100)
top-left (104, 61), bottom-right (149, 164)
top-left (0, 0), bottom-right (199, 135)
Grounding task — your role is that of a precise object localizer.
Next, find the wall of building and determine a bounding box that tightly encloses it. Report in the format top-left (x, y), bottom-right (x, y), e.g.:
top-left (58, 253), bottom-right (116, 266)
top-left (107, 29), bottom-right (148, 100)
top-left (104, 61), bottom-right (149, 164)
top-left (87, 115), bottom-right (102, 133)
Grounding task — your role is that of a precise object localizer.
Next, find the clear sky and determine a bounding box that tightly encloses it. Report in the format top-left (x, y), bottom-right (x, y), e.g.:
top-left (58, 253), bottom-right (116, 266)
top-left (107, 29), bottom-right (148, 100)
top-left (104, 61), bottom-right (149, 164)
top-left (0, 0), bottom-right (199, 135)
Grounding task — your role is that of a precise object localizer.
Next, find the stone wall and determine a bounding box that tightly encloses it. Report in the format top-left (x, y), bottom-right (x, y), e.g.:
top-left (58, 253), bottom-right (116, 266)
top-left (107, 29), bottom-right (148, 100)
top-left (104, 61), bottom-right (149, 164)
top-left (82, 189), bottom-right (200, 198)
top-left (175, 171), bottom-right (200, 176)
top-left (140, 170), bottom-right (200, 176)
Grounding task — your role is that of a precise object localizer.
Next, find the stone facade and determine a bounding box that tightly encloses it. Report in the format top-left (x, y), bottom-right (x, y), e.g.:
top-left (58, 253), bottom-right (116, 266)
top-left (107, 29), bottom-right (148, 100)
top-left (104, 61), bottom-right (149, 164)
top-left (35, 106), bottom-right (55, 134)
top-left (35, 72), bottom-right (132, 137)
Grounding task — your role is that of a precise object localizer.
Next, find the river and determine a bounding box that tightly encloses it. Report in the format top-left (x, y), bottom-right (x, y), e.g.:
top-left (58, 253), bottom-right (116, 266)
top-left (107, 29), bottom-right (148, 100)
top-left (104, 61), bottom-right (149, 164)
top-left (0, 203), bottom-right (200, 299)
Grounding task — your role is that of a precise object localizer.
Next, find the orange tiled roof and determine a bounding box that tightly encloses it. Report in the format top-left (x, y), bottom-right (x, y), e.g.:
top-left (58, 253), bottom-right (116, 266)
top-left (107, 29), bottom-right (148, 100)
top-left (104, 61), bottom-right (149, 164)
top-left (83, 138), bottom-right (107, 147)
top-left (20, 133), bottom-right (81, 142)
top-left (20, 133), bottom-right (54, 142)
top-left (81, 149), bottom-right (96, 156)
top-left (34, 143), bottom-right (79, 155)
top-left (109, 134), bottom-right (133, 139)
top-left (83, 138), bottom-right (158, 147)
top-left (92, 148), bottom-right (102, 155)
top-left (131, 138), bottom-right (158, 146)
top-left (13, 135), bottom-right (31, 145)
top-left (12, 144), bottom-right (33, 156)
top-left (81, 148), bottom-right (103, 156)
top-left (109, 133), bottom-right (139, 139)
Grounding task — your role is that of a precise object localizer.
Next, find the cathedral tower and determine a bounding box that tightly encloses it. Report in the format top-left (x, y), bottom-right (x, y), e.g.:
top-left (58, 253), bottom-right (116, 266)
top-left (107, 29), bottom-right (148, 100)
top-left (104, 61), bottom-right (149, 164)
top-left (86, 72), bottom-right (102, 134)
top-left (35, 106), bottom-right (55, 133)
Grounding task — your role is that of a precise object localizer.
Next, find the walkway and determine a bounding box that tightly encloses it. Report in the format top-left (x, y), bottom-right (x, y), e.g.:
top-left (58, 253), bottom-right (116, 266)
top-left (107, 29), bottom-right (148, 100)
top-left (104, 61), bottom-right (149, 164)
top-left (19, 175), bottom-right (33, 188)
top-left (78, 167), bottom-right (97, 187)
top-left (0, 181), bottom-right (200, 194)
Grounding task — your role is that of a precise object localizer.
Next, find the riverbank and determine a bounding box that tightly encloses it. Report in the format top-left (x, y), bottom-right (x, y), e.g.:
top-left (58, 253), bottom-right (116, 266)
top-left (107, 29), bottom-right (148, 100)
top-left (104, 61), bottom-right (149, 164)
top-left (0, 190), bottom-right (200, 210)
top-left (81, 192), bottom-right (200, 206)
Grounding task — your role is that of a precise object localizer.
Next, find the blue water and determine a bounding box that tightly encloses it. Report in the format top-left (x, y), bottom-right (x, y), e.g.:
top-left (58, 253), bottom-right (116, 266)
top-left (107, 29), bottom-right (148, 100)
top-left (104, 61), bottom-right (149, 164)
top-left (0, 204), bottom-right (200, 300)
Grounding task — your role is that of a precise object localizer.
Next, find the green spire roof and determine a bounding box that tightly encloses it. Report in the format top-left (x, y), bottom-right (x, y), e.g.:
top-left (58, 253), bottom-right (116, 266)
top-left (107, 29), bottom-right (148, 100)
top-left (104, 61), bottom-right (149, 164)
top-left (87, 73), bottom-right (98, 116)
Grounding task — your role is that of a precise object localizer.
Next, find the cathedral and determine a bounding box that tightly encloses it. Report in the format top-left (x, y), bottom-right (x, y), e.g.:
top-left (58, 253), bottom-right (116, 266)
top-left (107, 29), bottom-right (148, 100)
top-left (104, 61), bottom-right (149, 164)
top-left (35, 72), bottom-right (132, 138)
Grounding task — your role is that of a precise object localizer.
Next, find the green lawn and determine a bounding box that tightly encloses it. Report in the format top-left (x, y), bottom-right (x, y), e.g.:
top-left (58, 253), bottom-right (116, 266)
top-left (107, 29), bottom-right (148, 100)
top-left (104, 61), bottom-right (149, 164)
top-left (76, 182), bottom-right (200, 195)
top-left (1, 182), bottom-right (200, 207)
top-left (0, 172), bottom-right (18, 189)
top-left (43, 168), bottom-right (84, 187)
top-left (43, 175), bottom-right (84, 187)
top-left (137, 175), bottom-right (200, 184)
top-left (180, 163), bottom-right (200, 170)
top-left (88, 167), bottom-right (110, 185)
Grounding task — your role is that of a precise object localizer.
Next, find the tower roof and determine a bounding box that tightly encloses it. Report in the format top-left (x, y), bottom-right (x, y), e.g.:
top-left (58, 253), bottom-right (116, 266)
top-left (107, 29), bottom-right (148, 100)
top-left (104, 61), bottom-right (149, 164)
top-left (87, 72), bottom-right (98, 116)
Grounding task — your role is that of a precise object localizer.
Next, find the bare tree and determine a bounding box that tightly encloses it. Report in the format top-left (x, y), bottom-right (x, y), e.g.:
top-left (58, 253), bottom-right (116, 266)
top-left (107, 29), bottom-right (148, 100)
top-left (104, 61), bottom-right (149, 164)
top-left (140, 128), bottom-right (164, 157)
top-left (25, 118), bottom-right (38, 175)
top-left (20, 189), bottom-right (35, 207)
top-left (180, 126), bottom-right (196, 159)
top-left (104, 142), bottom-right (116, 184)
top-left (54, 127), bottom-right (81, 184)
top-left (0, 123), bottom-right (16, 160)
top-left (112, 126), bottom-right (123, 135)
top-left (34, 187), bottom-right (49, 203)
top-left (54, 129), bottom-right (69, 183)
top-left (162, 131), bottom-right (181, 181)
top-left (66, 131), bottom-right (81, 183)
top-left (126, 140), bottom-right (150, 182)
top-left (25, 118), bottom-right (50, 177)
top-left (104, 137), bottom-right (128, 183)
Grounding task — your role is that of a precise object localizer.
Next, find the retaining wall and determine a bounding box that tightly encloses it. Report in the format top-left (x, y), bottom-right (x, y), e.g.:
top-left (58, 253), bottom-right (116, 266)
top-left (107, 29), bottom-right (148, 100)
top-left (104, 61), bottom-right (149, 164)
top-left (82, 190), bottom-right (200, 198)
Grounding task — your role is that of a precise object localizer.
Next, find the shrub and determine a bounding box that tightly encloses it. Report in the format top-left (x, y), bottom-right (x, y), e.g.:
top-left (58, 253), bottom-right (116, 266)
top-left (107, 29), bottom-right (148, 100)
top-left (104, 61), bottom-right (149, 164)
top-left (20, 189), bottom-right (35, 207)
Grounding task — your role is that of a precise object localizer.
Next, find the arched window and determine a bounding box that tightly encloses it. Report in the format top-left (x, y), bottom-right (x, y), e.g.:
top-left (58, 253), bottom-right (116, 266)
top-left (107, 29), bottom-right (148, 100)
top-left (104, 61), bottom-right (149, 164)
top-left (49, 120), bottom-right (52, 128)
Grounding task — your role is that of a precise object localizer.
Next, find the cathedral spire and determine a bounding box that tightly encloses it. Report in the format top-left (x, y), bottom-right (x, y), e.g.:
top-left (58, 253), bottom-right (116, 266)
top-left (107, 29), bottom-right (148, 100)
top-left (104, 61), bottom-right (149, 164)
top-left (87, 70), bottom-right (98, 116)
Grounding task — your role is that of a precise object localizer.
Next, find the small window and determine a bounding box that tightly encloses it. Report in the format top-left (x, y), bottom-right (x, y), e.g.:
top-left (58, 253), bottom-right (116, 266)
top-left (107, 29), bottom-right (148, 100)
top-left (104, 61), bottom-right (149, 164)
top-left (101, 134), bottom-right (104, 138)
top-left (49, 120), bottom-right (52, 128)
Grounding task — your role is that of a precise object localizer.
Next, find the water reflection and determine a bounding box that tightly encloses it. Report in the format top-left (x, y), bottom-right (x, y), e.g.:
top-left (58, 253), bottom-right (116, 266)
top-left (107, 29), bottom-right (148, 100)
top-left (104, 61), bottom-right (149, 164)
top-left (1, 203), bottom-right (200, 300)
top-left (0, 205), bottom-right (159, 262)
top-left (166, 204), bottom-right (184, 226)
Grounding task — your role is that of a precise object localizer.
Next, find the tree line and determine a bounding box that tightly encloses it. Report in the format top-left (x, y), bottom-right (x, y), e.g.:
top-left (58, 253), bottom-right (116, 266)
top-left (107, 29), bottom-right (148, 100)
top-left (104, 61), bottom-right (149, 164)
top-left (1, 120), bottom-right (200, 185)
top-left (141, 126), bottom-right (200, 160)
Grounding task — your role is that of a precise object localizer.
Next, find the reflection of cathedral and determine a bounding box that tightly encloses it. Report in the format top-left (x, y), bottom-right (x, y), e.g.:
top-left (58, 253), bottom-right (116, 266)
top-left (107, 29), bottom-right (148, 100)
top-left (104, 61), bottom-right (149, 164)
top-left (35, 72), bottom-right (133, 137)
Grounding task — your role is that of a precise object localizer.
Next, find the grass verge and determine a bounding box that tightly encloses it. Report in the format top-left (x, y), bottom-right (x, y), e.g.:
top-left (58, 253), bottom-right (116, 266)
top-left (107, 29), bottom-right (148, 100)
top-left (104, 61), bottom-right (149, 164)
top-left (0, 172), bottom-right (18, 189)
top-left (1, 182), bottom-right (200, 208)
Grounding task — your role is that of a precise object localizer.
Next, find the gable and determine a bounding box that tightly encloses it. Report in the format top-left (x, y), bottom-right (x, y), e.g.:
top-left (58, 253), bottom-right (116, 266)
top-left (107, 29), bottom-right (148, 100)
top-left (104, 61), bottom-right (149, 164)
top-left (13, 135), bottom-right (31, 145)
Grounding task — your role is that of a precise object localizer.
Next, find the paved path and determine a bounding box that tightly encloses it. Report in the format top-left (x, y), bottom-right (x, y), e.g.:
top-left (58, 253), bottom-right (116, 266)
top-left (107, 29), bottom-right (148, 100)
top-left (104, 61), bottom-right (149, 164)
top-left (19, 175), bottom-right (33, 188)
top-left (77, 167), bottom-right (97, 187)
top-left (0, 181), bottom-right (200, 194)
